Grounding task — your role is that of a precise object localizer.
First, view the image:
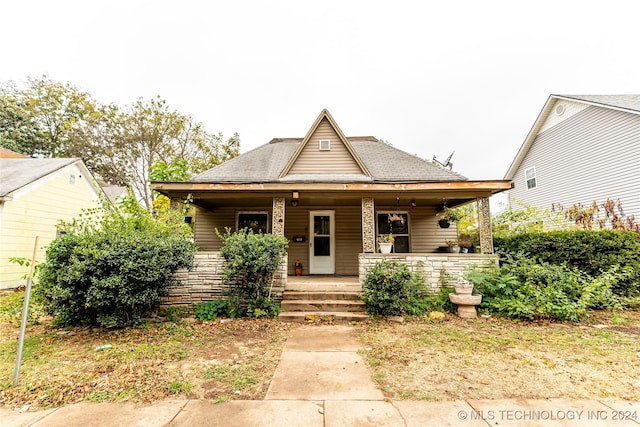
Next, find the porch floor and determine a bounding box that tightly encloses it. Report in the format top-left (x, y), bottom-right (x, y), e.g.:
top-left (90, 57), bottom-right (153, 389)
top-left (285, 275), bottom-right (361, 292)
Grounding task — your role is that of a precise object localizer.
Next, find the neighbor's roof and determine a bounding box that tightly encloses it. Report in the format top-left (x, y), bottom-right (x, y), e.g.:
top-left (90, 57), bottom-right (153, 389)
top-left (191, 137), bottom-right (466, 184)
top-left (504, 94), bottom-right (640, 180)
top-left (560, 95), bottom-right (640, 113)
top-left (0, 158), bottom-right (80, 196)
top-left (0, 147), bottom-right (26, 158)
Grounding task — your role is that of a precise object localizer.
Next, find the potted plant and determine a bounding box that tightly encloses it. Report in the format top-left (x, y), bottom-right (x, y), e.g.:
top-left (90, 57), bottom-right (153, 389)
top-left (437, 206), bottom-right (463, 228)
top-left (445, 240), bottom-right (460, 253)
top-left (377, 233), bottom-right (394, 253)
top-left (294, 260), bottom-right (303, 276)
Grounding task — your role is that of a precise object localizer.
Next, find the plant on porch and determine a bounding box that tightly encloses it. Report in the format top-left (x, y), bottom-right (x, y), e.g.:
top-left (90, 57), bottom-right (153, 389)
top-left (217, 228), bottom-right (289, 318)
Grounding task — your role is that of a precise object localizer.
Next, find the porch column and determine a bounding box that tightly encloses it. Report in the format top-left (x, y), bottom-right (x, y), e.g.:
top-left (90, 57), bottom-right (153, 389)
top-left (361, 197), bottom-right (375, 253)
top-left (272, 197), bottom-right (285, 236)
top-left (477, 197), bottom-right (494, 254)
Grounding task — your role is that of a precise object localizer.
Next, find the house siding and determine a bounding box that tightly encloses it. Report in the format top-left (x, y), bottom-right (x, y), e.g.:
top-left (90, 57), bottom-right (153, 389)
top-left (0, 164), bottom-right (101, 288)
top-left (375, 205), bottom-right (458, 253)
top-left (509, 105), bottom-right (640, 219)
top-left (288, 118), bottom-right (363, 174)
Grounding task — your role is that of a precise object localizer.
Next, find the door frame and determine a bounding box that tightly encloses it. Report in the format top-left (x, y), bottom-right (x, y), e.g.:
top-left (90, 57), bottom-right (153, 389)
top-left (308, 210), bottom-right (335, 274)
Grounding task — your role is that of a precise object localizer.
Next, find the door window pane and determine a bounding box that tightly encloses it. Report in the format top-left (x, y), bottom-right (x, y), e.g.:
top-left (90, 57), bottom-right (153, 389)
top-left (314, 215), bottom-right (330, 235)
top-left (314, 236), bottom-right (330, 256)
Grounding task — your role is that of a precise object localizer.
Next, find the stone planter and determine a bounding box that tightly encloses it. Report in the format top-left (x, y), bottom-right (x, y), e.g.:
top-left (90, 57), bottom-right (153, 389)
top-left (450, 277), bottom-right (482, 318)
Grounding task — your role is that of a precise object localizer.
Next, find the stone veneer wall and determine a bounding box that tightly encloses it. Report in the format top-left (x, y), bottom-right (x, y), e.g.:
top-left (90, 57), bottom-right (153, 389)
top-left (160, 252), bottom-right (287, 311)
top-left (358, 253), bottom-right (498, 290)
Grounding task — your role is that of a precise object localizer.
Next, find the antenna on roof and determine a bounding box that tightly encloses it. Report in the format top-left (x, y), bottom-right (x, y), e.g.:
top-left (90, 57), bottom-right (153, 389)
top-left (432, 151), bottom-right (454, 170)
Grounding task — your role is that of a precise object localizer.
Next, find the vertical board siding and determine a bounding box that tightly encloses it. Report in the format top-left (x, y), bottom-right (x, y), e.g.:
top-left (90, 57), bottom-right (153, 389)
top-left (510, 106), bottom-right (640, 219)
top-left (288, 118), bottom-right (363, 174)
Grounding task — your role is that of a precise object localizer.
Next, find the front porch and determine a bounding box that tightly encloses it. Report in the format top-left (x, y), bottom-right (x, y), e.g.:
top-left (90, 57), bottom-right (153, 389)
top-left (160, 251), bottom-right (498, 312)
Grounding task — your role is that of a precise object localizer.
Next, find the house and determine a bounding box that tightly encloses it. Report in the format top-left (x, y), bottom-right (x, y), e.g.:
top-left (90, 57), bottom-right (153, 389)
top-left (505, 95), bottom-right (640, 219)
top-left (0, 158), bottom-right (104, 289)
top-left (152, 109), bottom-right (511, 309)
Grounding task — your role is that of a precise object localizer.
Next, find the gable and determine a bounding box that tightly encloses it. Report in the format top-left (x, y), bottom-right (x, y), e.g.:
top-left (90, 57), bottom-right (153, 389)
top-left (286, 117), bottom-right (364, 175)
top-left (280, 109), bottom-right (369, 178)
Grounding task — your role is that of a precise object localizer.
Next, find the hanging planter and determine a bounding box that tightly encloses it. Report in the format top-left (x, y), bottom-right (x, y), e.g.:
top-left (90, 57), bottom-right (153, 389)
top-left (438, 219), bottom-right (451, 228)
top-left (184, 216), bottom-right (193, 224)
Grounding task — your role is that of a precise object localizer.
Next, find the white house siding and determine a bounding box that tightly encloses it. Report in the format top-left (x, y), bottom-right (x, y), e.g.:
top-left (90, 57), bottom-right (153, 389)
top-left (0, 163), bottom-right (102, 288)
top-left (509, 105), bottom-right (640, 220)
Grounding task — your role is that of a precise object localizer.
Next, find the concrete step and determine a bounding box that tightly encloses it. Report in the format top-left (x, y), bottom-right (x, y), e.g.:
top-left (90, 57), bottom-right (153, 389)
top-left (282, 291), bottom-right (362, 301)
top-left (281, 299), bottom-right (366, 313)
top-left (278, 311), bottom-right (369, 323)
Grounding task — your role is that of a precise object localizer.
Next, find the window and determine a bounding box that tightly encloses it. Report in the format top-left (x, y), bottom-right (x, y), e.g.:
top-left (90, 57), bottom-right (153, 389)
top-left (319, 139), bottom-right (331, 151)
top-left (376, 212), bottom-right (409, 253)
top-left (525, 167), bottom-right (537, 189)
top-left (237, 212), bottom-right (269, 234)
top-left (69, 174), bottom-right (76, 185)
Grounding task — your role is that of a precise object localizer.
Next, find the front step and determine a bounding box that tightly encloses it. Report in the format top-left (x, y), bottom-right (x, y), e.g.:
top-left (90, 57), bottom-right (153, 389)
top-left (278, 290), bottom-right (368, 323)
top-left (278, 311), bottom-right (369, 323)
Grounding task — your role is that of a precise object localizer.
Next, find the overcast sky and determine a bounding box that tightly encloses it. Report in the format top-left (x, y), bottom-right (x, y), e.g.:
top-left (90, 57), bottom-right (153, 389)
top-left (2, 0), bottom-right (639, 181)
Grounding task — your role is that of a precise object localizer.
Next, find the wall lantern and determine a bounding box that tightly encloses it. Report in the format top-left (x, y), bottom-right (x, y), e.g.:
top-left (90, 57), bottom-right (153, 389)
top-left (291, 191), bottom-right (299, 207)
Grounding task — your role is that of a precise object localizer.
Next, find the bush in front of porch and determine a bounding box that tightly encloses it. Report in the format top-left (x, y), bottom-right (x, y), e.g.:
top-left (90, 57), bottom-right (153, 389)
top-left (216, 228), bottom-right (288, 318)
top-left (362, 259), bottom-right (451, 317)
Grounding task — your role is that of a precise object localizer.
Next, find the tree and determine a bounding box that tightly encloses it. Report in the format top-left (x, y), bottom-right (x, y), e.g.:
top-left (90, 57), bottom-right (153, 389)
top-left (1, 76), bottom-right (240, 210)
top-left (0, 75), bottom-right (98, 157)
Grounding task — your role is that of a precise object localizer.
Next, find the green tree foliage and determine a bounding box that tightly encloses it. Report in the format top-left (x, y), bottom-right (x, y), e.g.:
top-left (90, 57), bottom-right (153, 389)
top-left (35, 207), bottom-right (196, 328)
top-left (217, 229), bottom-right (288, 317)
top-left (0, 76), bottom-right (240, 210)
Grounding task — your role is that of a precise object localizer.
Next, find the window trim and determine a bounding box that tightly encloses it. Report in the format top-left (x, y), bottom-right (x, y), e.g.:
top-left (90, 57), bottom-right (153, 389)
top-left (375, 211), bottom-right (410, 253)
top-left (525, 167), bottom-right (537, 190)
top-left (319, 139), bottom-right (331, 151)
top-left (236, 211), bottom-right (270, 234)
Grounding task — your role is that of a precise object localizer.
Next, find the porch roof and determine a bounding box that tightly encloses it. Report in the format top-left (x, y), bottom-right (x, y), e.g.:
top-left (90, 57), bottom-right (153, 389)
top-left (152, 180), bottom-right (512, 210)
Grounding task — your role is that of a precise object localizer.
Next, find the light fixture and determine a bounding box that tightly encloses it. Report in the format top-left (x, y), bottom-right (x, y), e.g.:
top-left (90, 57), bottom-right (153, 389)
top-left (291, 191), bottom-right (299, 207)
top-left (291, 199), bottom-right (298, 207)
top-left (411, 199), bottom-right (417, 209)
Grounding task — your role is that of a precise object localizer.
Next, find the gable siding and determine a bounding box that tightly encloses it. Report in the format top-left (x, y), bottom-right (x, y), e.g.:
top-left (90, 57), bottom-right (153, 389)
top-left (288, 118), bottom-right (363, 174)
top-left (0, 165), bottom-right (101, 288)
top-left (509, 105), bottom-right (640, 219)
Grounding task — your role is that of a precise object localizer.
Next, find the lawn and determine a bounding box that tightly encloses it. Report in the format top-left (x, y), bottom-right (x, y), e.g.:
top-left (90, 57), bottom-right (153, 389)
top-left (354, 310), bottom-right (640, 401)
top-left (1, 290), bottom-right (639, 410)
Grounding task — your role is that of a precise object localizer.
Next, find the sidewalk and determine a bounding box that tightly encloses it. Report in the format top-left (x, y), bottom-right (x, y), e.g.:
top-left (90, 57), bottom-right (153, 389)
top-left (2, 324), bottom-right (640, 426)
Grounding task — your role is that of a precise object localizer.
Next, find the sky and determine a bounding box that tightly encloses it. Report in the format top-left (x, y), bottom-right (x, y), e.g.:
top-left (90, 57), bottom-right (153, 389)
top-left (2, 0), bottom-right (639, 182)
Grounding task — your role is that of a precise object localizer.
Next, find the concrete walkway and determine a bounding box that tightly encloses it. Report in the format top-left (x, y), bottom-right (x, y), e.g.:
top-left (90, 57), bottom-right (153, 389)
top-left (2, 324), bottom-right (640, 426)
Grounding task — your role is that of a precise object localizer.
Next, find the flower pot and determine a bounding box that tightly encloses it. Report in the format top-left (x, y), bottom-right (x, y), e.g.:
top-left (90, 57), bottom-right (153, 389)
top-left (438, 219), bottom-right (450, 228)
top-left (184, 216), bottom-right (193, 224)
top-left (295, 266), bottom-right (303, 276)
top-left (379, 242), bottom-right (393, 254)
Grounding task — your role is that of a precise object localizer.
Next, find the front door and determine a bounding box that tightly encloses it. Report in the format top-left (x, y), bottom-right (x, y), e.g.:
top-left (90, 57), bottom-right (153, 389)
top-left (309, 210), bottom-right (335, 274)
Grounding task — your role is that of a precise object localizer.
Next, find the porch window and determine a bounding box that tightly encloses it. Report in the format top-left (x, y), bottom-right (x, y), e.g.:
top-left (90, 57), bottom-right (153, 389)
top-left (525, 167), bottom-right (537, 189)
top-left (376, 212), bottom-right (409, 253)
top-left (237, 212), bottom-right (269, 234)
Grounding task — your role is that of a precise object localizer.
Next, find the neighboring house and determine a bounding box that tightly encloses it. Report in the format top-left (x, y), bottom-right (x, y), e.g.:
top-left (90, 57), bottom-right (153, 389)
top-left (0, 158), bottom-right (104, 289)
top-left (153, 109), bottom-right (510, 308)
top-left (505, 95), bottom-right (640, 219)
top-left (101, 184), bottom-right (128, 205)
top-left (0, 147), bottom-right (26, 159)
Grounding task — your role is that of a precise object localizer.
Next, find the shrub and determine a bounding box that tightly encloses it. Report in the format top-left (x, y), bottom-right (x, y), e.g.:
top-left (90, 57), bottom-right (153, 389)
top-left (362, 259), bottom-right (413, 316)
top-left (35, 209), bottom-right (196, 328)
top-left (467, 256), bottom-right (628, 321)
top-left (494, 230), bottom-right (640, 297)
top-left (195, 300), bottom-right (229, 321)
top-left (217, 228), bottom-right (288, 317)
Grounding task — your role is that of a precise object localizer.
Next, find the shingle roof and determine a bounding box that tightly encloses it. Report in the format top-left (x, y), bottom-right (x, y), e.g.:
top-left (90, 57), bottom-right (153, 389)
top-left (190, 137), bottom-right (466, 183)
top-left (0, 158), bottom-right (79, 196)
top-left (559, 95), bottom-right (640, 113)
